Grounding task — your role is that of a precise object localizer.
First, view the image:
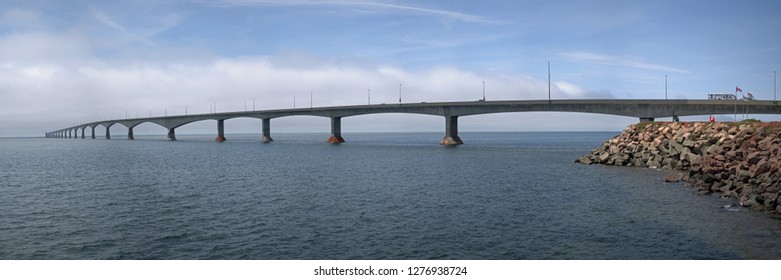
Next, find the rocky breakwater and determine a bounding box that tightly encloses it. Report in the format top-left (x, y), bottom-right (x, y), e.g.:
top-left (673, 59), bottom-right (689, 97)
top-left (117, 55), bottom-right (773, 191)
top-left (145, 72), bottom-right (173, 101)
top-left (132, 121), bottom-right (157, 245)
top-left (576, 121), bottom-right (781, 217)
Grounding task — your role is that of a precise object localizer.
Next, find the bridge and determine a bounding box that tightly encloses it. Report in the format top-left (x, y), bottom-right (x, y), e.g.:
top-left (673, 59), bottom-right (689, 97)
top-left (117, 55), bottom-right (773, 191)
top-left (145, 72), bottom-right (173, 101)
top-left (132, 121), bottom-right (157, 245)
top-left (45, 99), bottom-right (781, 145)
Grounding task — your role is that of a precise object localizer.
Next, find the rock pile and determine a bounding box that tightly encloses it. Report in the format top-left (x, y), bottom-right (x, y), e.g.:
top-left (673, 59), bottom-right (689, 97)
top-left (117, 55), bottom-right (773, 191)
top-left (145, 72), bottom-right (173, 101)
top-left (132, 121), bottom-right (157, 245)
top-left (576, 121), bottom-right (781, 216)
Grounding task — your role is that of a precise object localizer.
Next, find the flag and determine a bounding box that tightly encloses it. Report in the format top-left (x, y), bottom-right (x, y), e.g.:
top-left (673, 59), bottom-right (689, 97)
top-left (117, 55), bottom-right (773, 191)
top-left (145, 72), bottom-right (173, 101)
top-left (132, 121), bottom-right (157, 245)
top-left (748, 92), bottom-right (754, 99)
top-left (736, 86), bottom-right (743, 93)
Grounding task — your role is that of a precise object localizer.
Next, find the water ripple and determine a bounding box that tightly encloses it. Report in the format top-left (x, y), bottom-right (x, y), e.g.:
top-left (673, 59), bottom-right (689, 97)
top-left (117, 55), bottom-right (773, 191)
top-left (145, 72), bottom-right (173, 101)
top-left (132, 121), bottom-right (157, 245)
top-left (2, 134), bottom-right (781, 259)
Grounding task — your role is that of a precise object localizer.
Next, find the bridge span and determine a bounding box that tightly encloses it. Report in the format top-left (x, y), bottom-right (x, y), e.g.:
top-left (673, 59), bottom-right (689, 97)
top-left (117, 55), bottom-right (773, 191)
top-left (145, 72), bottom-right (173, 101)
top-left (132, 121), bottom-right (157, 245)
top-left (45, 99), bottom-right (781, 145)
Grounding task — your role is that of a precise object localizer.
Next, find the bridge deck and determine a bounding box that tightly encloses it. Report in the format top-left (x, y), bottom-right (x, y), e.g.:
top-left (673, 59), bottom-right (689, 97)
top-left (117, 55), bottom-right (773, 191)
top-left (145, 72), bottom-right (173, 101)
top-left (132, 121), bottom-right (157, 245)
top-left (46, 99), bottom-right (781, 145)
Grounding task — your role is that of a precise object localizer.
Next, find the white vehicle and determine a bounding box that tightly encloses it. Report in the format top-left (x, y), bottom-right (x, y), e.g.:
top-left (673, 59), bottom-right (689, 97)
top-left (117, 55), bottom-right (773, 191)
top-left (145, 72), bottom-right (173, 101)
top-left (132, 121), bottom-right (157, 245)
top-left (708, 93), bottom-right (737, 100)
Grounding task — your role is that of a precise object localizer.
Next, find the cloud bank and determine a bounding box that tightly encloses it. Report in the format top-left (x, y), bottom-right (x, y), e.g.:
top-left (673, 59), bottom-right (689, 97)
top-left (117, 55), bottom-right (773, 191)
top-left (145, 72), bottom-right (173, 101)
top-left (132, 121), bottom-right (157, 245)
top-left (0, 3), bottom-right (632, 137)
top-left (1, 51), bottom-right (617, 136)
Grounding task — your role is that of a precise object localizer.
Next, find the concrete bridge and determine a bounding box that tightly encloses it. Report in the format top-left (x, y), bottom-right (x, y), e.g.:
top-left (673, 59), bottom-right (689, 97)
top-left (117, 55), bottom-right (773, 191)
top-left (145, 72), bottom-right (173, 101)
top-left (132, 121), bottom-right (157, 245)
top-left (45, 99), bottom-right (781, 145)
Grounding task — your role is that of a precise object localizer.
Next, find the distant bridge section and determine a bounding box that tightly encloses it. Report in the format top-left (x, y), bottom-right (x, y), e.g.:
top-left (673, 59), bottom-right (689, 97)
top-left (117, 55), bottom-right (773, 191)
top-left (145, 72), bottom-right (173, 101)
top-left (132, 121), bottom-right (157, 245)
top-left (45, 99), bottom-right (781, 145)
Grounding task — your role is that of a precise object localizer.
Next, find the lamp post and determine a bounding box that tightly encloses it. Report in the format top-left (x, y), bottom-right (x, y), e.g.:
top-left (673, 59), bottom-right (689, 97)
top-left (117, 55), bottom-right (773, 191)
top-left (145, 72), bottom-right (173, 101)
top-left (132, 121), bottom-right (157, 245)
top-left (547, 61), bottom-right (551, 102)
top-left (368, 89), bottom-right (371, 105)
top-left (665, 75), bottom-right (668, 100)
top-left (482, 81), bottom-right (485, 101)
top-left (399, 83), bottom-right (402, 104)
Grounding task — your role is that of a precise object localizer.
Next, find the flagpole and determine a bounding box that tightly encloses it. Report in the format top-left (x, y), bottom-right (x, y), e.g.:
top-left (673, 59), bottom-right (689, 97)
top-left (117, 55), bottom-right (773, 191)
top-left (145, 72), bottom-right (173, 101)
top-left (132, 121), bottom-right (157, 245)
top-left (746, 92), bottom-right (749, 119)
top-left (734, 86), bottom-right (738, 122)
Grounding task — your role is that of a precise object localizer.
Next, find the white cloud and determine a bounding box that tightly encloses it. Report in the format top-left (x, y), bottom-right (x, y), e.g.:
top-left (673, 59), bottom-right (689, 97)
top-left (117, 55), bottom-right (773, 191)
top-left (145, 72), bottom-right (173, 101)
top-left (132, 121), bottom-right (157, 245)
top-left (90, 8), bottom-right (126, 32)
top-left (203, 0), bottom-right (506, 24)
top-left (87, 7), bottom-right (183, 46)
top-left (560, 52), bottom-right (690, 73)
top-left (0, 31), bottom-right (90, 63)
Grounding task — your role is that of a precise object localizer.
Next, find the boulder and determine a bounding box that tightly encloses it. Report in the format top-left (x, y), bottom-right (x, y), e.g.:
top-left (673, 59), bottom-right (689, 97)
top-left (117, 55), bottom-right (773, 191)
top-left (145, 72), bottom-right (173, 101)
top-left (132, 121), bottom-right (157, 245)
top-left (746, 151), bottom-right (764, 165)
top-left (576, 156), bottom-right (593, 164)
top-left (598, 152), bottom-right (610, 163)
top-left (749, 159), bottom-right (772, 178)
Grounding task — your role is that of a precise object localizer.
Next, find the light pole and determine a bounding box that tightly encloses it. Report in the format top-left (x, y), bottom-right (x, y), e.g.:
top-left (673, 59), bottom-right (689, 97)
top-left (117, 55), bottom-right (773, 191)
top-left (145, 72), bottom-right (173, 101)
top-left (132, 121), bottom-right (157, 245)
top-left (253, 98), bottom-right (256, 111)
top-left (368, 89), bottom-right (371, 105)
top-left (665, 75), bottom-right (668, 100)
top-left (399, 83), bottom-right (402, 104)
top-left (310, 92), bottom-right (313, 110)
top-left (775, 70), bottom-right (777, 103)
top-left (547, 61), bottom-right (551, 102)
top-left (482, 81), bottom-right (485, 101)
top-left (293, 96), bottom-right (296, 109)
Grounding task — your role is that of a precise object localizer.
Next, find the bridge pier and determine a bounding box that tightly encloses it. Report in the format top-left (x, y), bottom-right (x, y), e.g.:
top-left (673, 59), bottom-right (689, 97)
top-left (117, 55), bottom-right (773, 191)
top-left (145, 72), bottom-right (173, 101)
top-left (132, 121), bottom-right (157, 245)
top-left (128, 127), bottom-right (134, 140)
top-left (167, 128), bottom-right (176, 141)
top-left (327, 117), bottom-right (345, 144)
top-left (105, 126), bottom-right (111, 139)
top-left (91, 126), bottom-right (96, 139)
top-left (81, 128), bottom-right (85, 139)
top-left (440, 115), bottom-right (464, 145)
top-left (639, 117), bottom-right (655, 122)
top-left (261, 118), bottom-right (273, 143)
top-left (215, 119), bottom-right (226, 142)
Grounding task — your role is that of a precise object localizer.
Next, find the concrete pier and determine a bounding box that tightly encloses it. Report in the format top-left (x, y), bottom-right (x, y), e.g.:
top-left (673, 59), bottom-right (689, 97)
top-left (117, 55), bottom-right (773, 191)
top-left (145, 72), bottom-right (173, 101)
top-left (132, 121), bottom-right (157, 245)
top-left (261, 118), bottom-right (273, 143)
top-left (91, 126), bottom-right (96, 139)
top-left (440, 115), bottom-right (464, 145)
top-left (81, 128), bottom-right (85, 139)
top-left (327, 117), bottom-right (345, 143)
top-left (215, 119), bottom-right (226, 142)
top-left (105, 125), bottom-right (111, 139)
top-left (167, 128), bottom-right (176, 141)
top-left (128, 127), bottom-right (134, 140)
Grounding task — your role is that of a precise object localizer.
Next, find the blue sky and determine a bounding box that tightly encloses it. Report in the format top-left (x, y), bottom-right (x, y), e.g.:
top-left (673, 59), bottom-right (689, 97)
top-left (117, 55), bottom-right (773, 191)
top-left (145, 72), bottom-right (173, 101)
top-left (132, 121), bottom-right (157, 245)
top-left (1, 0), bottom-right (780, 137)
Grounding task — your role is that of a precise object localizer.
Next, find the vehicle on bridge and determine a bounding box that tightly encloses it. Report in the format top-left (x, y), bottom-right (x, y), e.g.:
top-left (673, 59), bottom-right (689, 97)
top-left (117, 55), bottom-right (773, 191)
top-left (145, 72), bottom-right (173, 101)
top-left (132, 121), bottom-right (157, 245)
top-left (708, 93), bottom-right (737, 100)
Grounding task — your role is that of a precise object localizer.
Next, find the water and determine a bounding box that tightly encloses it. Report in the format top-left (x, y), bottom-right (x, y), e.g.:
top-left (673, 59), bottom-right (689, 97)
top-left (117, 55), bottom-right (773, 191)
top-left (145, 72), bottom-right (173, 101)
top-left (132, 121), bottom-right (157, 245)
top-left (1, 132), bottom-right (780, 259)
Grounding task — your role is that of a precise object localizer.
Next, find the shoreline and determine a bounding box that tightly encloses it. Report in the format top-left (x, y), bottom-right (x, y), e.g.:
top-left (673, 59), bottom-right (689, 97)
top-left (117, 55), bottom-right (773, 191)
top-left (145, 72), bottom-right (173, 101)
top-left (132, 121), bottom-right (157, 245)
top-left (576, 120), bottom-right (781, 218)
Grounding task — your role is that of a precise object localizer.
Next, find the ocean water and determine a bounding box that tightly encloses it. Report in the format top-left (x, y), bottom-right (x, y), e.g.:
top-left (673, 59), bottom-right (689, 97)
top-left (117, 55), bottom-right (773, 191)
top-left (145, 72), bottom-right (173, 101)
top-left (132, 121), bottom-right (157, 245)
top-left (1, 132), bottom-right (780, 260)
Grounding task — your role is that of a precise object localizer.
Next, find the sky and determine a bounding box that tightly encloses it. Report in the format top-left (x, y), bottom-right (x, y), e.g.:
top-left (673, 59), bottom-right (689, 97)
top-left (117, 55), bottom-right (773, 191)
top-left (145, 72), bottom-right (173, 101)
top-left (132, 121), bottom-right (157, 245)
top-left (1, 0), bottom-right (780, 137)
